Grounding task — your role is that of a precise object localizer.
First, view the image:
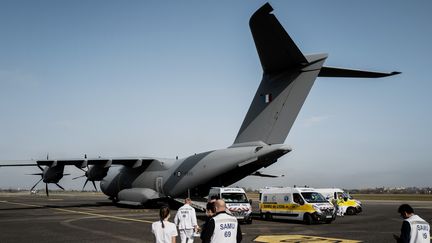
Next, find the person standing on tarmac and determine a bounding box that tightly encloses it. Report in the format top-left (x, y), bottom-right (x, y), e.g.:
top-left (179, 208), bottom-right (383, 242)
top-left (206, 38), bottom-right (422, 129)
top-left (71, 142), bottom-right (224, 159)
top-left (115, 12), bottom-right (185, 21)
top-left (331, 196), bottom-right (339, 217)
top-left (174, 198), bottom-right (198, 243)
top-left (201, 199), bottom-right (242, 243)
top-left (336, 194), bottom-right (345, 216)
top-left (393, 204), bottom-right (430, 243)
top-left (152, 206), bottom-right (178, 243)
top-left (200, 202), bottom-right (216, 242)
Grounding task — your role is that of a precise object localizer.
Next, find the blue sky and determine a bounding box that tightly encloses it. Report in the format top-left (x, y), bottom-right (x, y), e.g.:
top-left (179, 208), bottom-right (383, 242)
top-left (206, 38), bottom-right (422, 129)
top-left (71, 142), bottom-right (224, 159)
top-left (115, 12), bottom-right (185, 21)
top-left (0, 1), bottom-right (431, 190)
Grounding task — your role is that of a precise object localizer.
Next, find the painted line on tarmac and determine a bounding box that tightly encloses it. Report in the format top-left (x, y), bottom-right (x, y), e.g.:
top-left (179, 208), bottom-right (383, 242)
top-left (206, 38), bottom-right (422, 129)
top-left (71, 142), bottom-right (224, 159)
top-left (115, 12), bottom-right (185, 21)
top-left (60, 217), bottom-right (140, 241)
top-left (254, 235), bottom-right (362, 243)
top-left (56, 208), bottom-right (155, 224)
top-left (0, 201), bottom-right (43, 208)
top-left (0, 200), bottom-right (153, 224)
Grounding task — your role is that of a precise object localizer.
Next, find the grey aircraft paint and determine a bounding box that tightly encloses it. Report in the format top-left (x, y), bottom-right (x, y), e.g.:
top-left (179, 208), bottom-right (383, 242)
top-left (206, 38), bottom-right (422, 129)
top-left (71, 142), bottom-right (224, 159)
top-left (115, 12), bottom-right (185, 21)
top-left (0, 3), bottom-right (400, 205)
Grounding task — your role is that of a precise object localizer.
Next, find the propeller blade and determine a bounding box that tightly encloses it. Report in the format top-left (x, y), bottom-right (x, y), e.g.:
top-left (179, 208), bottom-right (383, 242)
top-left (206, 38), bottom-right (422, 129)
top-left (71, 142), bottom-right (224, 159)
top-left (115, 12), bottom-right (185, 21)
top-left (27, 173), bottom-right (43, 176)
top-left (72, 175), bottom-right (86, 180)
top-left (63, 173), bottom-right (70, 176)
top-left (55, 183), bottom-right (65, 190)
top-left (37, 165), bottom-right (44, 171)
top-left (30, 178), bottom-right (43, 191)
top-left (45, 183), bottom-right (49, 197)
top-left (82, 179), bottom-right (89, 191)
top-left (92, 181), bottom-right (97, 192)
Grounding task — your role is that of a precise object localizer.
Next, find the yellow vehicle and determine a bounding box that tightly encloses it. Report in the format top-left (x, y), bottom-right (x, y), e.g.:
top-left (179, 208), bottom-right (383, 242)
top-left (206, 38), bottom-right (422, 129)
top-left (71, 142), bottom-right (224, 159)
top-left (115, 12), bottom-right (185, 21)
top-left (259, 187), bottom-right (335, 224)
top-left (315, 188), bottom-right (362, 215)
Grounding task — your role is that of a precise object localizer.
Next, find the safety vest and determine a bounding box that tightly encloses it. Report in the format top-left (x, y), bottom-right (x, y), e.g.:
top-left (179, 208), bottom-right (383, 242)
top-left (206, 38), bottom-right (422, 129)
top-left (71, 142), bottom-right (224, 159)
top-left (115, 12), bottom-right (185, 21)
top-left (405, 214), bottom-right (430, 243)
top-left (211, 212), bottom-right (238, 243)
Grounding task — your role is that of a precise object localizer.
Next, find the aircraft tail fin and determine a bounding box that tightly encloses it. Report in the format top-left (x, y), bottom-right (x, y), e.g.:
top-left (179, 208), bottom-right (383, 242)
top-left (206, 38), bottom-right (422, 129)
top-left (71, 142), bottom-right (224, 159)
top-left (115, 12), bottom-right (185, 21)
top-left (234, 3), bottom-right (323, 145)
top-left (249, 3), bottom-right (308, 73)
top-left (233, 3), bottom-right (400, 145)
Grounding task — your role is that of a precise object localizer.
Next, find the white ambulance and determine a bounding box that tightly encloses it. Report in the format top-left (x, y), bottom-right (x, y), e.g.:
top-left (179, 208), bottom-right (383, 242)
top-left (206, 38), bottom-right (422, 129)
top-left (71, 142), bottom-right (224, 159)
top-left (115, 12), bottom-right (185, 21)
top-left (259, 187), bottom-right (335, 224)
top-left (315, 188), bottom-right (362, 215)
top-left (208, 187), bottom-right (252, 224)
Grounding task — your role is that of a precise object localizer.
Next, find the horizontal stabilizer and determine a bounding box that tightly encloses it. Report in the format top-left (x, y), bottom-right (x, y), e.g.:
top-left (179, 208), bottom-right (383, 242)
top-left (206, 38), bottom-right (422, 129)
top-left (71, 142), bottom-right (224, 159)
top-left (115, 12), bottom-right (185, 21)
top-left (319, 66), bottom-right (401, 78)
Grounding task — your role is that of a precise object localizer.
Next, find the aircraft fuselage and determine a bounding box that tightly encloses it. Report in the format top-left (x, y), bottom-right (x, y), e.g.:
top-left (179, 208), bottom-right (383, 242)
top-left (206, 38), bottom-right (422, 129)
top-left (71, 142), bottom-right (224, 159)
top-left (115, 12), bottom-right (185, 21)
top-left (100, 142), bottom-right (291, 202)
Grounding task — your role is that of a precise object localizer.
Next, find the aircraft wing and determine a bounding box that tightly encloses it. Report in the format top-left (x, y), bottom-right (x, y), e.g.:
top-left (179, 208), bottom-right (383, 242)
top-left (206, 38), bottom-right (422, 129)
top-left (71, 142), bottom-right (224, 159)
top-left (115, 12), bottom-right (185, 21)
top-left (37, 157), bottom-right (158, 169)
top-left (0, 157), bottom-right (158, 168)
top-left (0, 160), bottom-right (39, 167)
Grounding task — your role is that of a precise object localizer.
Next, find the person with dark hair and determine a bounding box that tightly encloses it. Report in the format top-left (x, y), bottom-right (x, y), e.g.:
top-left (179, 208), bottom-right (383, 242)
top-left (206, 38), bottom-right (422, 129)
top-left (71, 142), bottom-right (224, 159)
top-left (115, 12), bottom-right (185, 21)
top-left (205, 201), bottom-right (216, 217)
top-left (200, 202), bottom-right (216, 242)
top-left (201, 199), bottom-right (242, 243)
top-left (393, 204), bottom-right (430, 243)
top-left (152, 206), bottom-right (178, 243)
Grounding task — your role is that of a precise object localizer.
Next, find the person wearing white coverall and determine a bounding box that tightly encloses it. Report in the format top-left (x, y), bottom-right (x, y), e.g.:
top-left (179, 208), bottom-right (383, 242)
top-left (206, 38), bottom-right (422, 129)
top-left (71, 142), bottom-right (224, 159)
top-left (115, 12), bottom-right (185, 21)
top-left (174, 198), bottom-right (198, 243)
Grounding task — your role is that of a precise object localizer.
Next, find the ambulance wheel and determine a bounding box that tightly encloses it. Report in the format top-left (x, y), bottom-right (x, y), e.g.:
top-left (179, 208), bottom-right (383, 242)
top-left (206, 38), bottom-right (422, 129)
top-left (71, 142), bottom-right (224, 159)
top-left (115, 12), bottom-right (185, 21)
top-left (304, 214), bottom-right (313, 225)
top-left (264, 212), bottom-right (273, 220)
top-left (346, 207), bottom-right (356, 215)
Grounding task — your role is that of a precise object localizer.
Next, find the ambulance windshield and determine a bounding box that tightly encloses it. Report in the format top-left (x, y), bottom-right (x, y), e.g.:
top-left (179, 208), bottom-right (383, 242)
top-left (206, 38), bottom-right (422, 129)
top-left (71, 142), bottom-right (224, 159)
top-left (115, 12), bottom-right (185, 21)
top-left (301, 192), bottom-right (327, 203)
top-left (221, 193), bottom-right (249, 203)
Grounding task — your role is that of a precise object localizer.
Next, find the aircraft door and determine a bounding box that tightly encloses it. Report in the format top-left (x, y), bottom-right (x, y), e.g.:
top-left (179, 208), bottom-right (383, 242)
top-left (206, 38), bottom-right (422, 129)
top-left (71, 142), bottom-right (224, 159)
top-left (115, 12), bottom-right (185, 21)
top-left (155, 177), bottom-right (164, 194)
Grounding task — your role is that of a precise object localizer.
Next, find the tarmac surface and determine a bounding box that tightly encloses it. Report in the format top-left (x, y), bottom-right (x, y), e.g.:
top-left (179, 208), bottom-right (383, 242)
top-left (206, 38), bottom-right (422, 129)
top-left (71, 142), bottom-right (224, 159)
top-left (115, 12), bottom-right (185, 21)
top-left (1, 192), bottom-right (431, 243)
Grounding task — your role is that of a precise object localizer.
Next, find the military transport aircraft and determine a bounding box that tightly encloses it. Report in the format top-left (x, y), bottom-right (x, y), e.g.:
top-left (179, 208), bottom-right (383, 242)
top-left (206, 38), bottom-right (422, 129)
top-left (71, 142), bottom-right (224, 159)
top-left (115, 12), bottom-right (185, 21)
top-left (0, 3), bottom-right (399, 206)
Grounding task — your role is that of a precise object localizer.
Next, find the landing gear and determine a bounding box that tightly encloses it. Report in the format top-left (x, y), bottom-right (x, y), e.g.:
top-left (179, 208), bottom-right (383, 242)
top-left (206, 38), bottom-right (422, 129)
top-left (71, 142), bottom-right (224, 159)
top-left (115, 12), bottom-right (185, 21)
top-left (109, 196), bottom-right (119, 203)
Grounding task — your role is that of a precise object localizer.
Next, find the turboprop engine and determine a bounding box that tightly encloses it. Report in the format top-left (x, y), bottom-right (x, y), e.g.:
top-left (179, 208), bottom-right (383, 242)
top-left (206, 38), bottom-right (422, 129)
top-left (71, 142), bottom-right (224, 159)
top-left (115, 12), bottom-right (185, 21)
top-left (73, 164), bottom-right (109, 191)
top-left (30, 164), bottom-right (68, 196)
